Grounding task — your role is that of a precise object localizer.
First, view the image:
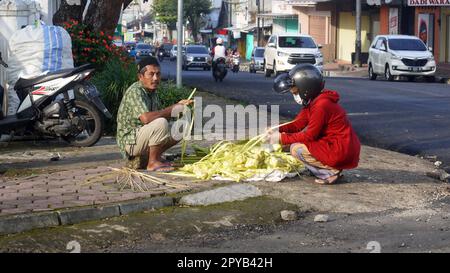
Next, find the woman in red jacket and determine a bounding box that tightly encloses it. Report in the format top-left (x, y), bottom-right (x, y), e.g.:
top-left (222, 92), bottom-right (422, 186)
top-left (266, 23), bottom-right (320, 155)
top-left (269, 64), bottom-right (361, 185)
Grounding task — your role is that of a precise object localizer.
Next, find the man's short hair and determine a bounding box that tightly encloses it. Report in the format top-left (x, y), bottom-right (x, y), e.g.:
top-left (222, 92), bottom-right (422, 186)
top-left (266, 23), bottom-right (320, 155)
top-left (137, 57), bottom-right (160, 74)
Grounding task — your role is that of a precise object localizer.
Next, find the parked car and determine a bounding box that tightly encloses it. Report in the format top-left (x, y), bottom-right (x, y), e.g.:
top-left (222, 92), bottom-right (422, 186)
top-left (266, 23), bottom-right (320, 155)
top-left (368, 35), bottom-right (436, 82)
top-left (124, 42), bottom-right (136, 52)
top-left (170, 45), bottom-right (185, 61)
top-left (113, 40), bottom-right (123, 47)
top-left (263, 34), bottom-right (323, 77)
top-left (135, 43), bottom-right (154, 60)
top-left (249, 47), bottom-right (265, 73)
top-left (182, 45), bottom-right (212, 71)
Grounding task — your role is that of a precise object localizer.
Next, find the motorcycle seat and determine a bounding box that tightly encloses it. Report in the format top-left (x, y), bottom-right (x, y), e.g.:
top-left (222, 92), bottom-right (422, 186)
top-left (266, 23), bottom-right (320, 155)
top-left (14, 64), bottom-right (93, 90)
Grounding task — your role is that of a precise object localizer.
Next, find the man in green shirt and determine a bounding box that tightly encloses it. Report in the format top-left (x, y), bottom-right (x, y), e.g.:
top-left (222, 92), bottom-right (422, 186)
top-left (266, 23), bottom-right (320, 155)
top-left (116, 57), bottom-right (193, 172)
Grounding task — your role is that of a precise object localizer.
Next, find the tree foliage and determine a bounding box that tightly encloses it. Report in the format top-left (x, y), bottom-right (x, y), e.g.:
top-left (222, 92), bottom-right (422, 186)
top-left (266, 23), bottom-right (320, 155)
top-left (152, 0), bottom-right (177, 30)
top-left (184, 0), bottom-right (211, 42)
top-left (152, 0), bottom-right (211, 42)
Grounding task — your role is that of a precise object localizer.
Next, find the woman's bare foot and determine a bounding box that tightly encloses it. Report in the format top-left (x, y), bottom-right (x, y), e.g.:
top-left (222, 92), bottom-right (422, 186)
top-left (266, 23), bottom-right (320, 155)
top-left (314, 173), bottom-right (342, 185)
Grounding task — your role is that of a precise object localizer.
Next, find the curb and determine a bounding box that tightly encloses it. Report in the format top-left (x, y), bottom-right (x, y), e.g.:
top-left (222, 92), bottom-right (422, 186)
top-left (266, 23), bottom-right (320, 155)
top-left (0, 196), bottom-right (175, 235)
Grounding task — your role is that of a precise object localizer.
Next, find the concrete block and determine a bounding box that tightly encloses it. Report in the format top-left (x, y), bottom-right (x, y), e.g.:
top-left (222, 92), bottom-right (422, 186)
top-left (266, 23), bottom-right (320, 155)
top-left (179, 184), bottom-right (263, 206)
top-left (58, 205), bottom-right (120, 225)
top-left (119, 197), bottom-right (174, 215)
top-left (0, 212), bottom-right (59, 235)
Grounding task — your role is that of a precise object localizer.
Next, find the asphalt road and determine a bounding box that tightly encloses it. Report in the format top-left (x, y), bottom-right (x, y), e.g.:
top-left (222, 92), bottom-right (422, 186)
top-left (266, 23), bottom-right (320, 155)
top-left (161, 60), bottom-right (450, 171)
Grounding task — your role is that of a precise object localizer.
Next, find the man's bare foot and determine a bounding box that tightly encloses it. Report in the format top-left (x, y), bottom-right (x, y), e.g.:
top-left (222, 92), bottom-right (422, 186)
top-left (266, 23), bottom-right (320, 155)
top-left (146, 160), bottom-right (174, 172)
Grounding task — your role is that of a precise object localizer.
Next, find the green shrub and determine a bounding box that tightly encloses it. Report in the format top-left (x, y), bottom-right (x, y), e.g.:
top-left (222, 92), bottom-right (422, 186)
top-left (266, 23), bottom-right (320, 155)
top-left (157, 80), bottom-right (191, 108)
top-left (91, 57), bottom-right (138, 133)
top-left (91, 59), bottom-right (192, 134)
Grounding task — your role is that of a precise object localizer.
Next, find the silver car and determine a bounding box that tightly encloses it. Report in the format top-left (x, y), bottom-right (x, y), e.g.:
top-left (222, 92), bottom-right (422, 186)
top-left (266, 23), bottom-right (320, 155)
top-left (249, 47), bottom-right (265, 73)
top-left (182, 45), bottom-right (212, 71)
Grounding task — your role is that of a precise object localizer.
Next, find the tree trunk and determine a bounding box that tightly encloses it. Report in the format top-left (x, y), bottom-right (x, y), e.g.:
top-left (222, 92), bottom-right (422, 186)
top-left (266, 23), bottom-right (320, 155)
top-left (53, 0), bottom-right (135, 35)
top-left (52, 0), bottom-right (86, 26)
top-left (83, 0), bottom-right (125, 35)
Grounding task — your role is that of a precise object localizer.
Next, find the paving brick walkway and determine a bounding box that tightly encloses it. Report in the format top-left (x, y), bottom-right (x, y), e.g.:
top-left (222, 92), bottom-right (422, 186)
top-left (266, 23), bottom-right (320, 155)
top-left (0, 163), bottom-right (225, 216)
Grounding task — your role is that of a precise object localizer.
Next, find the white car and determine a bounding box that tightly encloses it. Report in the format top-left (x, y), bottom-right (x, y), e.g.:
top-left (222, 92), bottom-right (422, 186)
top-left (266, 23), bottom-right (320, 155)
top-left (368, 35), bottom-right (436, 82)
top-left (264, 34), bottom-right (323, 77)
top-left (170, 45), bottom-right (186, 61)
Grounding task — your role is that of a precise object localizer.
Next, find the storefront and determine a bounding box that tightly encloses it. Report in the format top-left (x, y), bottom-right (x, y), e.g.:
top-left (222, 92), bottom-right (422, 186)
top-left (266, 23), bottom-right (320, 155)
top-left (407, 0), bottom-right (450, 62)
top-left (336, 0), bottom-right (372, 63)
top-left (290, 0), bottom-right (337, 62)
top-left (440, 6), bottom-right (450, 62)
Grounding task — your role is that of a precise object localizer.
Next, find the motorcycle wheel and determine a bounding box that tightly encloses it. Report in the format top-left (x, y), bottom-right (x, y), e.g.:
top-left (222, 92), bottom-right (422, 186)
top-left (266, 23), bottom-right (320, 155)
top-left (63, 100), bottom-right (104, 147)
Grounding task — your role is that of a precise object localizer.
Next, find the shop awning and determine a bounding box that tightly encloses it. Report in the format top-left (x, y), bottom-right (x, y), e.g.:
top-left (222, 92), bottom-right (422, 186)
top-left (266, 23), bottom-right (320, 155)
top-left (286, 0), bottom-right (331, 6)
top-left (257, 13), bottom-right (298, 20)
top-left (366, 0), bottom-right (403, 5)
top-left (224, 20), bottom-right (273, 34)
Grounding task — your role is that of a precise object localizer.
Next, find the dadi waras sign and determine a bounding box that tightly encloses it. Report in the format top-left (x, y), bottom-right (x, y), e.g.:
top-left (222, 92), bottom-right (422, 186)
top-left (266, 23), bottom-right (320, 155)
top-left (408, 0), bottom-right (450, 6)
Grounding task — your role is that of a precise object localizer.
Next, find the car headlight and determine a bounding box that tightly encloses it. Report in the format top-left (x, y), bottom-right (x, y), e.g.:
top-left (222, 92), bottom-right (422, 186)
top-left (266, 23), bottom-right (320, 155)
top-left (136, 52), bottom-right (141, 56)
top-left (391, 54), bottom-right (401, 60)
top-left (187, 56), bottom-right (194, 61)
top-left (277, 51), bottom-right (289, 57)
top-left (428, 56), bottom-right (435, 61)
top-left (315, 52), bottom-right (323, 58)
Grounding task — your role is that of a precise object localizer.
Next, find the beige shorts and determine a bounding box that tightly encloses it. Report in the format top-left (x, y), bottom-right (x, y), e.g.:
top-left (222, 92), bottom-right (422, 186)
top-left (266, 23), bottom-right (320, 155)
top-left (125, 118), bottom-right (170, 157)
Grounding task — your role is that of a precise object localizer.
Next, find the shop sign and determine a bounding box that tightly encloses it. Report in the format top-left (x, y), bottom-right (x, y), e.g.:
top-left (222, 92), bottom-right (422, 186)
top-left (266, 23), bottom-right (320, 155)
top-left (408, 0), bottom-right (450, 6)
top-left (389, 8), bottom-right (399, 34)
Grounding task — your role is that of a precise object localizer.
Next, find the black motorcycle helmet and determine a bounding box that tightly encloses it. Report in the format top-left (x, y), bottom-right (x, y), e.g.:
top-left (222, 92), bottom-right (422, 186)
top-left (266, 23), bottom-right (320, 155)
top-left (273, 64), bottom-right (325, 106)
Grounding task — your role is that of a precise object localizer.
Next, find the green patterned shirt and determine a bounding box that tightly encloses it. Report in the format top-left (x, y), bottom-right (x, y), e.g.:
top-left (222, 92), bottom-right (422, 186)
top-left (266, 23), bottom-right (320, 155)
top-left (116, 81), bottom-right (161, 157)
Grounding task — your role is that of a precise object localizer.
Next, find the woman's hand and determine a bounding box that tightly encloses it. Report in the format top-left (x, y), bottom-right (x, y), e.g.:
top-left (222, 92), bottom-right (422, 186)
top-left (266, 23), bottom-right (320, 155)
top-left (265, 127), bottom-right (280, 144)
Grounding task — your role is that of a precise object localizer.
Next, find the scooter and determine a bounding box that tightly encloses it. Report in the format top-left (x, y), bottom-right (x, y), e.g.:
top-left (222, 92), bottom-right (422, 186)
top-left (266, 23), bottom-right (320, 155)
top-left (231, 54), bottom-right (240, 73)
top-left (212, 57), bottom-right (227, 82)
top-left (157, 49), bottom-right (164, 62)
top-left (0, 52), bottom-right (112, 147)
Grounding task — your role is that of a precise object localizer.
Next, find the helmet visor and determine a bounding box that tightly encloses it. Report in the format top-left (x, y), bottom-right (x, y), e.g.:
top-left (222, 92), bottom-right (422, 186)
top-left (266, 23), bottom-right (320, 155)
top-left (273, 73), bottom-right (293, 94)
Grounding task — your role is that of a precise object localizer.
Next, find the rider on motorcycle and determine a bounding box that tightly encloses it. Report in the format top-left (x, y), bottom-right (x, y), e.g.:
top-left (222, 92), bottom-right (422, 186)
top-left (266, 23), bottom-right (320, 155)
top-left (212, 38), bottom-right (227, 72)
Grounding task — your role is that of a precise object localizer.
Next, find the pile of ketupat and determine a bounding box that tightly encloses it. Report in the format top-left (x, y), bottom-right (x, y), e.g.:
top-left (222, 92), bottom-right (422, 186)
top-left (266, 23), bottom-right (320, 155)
top-left (172, 137), bottom-right (304, 182)
top-left (170, 88), bottom-right (303, 182)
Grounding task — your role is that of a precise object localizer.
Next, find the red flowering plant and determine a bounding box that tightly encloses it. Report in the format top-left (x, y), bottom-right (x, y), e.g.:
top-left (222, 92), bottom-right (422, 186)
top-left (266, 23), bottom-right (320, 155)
top-left (63, 19), bottom-right (133, 69)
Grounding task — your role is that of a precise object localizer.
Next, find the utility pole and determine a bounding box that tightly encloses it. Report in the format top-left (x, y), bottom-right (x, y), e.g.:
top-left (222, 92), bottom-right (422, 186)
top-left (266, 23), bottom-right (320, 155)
top-left (229, 1), bottom-right (232, 48)
top-left (355, 0), bottom-right (362, 67)
top-left (177, 0), bottom-right (183, 88)
top-left (262, 0), bottom-right (265, 42)
top-left (256, 0), bottom-right (260, 46)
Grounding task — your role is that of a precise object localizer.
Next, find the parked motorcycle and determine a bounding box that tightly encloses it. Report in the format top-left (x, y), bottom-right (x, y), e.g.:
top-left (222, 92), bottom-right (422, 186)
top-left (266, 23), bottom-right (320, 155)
top-left (157, 49), bottom-right (164, 62)
top-left (212, 57), bottom-right (227, 82)
top-left (0, 52), bottom-right (112, 147)
top-left (231, 54), bottom-right (240, 73)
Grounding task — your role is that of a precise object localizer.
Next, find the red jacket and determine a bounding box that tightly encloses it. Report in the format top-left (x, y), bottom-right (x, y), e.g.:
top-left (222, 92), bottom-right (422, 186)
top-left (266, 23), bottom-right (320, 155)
top-left (280, 90), bottom-right (360, 170)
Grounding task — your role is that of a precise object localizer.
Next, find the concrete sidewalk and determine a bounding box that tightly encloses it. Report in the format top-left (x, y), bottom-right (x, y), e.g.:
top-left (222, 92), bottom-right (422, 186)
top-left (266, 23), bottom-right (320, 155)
top-left (0, 91), bottom-right (449, 236)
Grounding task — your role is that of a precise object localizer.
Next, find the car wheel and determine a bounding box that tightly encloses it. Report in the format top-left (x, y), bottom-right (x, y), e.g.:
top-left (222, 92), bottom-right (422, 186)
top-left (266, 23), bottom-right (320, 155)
top-left (425, 76), bottom-right (436, 83)
top-left (273, 61), bottom-right (280, 77)
top-left (369, 64), bottom-right (377, 80)
top-left (385, 65), bottom-right (394, 81)
top-left (264, 60), bottom-right (272, 77)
